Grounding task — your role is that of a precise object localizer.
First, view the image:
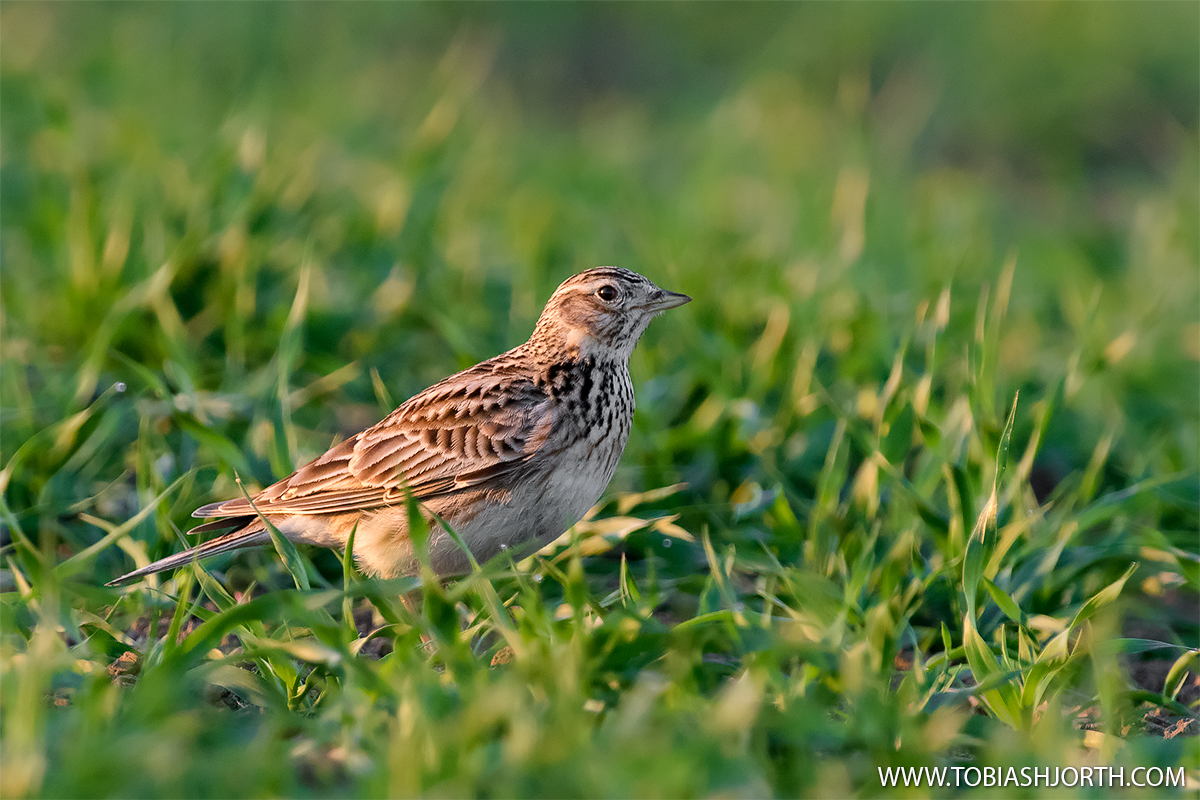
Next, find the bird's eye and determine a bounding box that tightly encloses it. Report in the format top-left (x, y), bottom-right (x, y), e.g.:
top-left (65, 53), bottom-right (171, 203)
top-left (596, 285), bottom-right (618, 302)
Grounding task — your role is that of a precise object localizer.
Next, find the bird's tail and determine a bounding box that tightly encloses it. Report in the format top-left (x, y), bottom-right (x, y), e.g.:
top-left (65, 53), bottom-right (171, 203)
top-left (106, 518), bottom-right (270, 586)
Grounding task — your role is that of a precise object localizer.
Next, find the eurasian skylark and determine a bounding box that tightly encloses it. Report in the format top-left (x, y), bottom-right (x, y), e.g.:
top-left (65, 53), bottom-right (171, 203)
top-left (109, 267), bottom-right (689, 585)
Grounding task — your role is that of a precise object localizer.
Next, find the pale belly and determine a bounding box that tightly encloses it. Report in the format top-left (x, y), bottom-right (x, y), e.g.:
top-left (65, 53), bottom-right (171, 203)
top-left (428, 436), bottom-right (623, 574)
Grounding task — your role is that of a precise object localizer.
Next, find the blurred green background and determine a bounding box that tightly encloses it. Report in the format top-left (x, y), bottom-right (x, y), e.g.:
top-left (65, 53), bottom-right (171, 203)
top-left (1, 3), bottom-right (1197, 798)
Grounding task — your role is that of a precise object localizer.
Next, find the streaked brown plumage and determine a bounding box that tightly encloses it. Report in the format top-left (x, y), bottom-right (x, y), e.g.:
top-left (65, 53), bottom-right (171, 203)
top-left (108, 267), bottom-right (689, 586)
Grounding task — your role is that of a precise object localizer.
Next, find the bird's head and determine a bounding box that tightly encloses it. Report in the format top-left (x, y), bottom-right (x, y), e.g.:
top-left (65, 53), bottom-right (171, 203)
top-left (531, 267), bottom-right (690, 361)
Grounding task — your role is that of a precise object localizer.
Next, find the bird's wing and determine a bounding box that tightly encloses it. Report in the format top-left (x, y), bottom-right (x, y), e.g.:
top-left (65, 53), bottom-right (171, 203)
top-left (194, 368), bottom-right (554, 519)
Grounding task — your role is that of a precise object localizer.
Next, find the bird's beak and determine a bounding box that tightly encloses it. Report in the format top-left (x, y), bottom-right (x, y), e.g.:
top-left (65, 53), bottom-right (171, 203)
top-left (647, 289), bottom-right (692, 311)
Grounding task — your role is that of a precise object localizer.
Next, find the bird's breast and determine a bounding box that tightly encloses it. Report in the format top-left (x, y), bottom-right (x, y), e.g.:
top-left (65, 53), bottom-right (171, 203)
top-left (439, 365), bottom-right (635, 570)
top-left (541, 357), bottom-right (634, 442)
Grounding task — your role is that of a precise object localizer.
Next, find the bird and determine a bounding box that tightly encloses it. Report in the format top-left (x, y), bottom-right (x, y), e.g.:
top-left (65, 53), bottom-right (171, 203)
top-left (108, 267), bottom-right (690, 586)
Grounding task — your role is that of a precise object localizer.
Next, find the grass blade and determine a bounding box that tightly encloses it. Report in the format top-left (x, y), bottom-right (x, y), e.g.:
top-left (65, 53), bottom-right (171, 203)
top-left (235, 474), bottom-right (310, 591)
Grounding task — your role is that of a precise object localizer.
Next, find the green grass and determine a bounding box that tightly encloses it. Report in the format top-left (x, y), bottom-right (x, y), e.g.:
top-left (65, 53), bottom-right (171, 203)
top-left (2, 3), bottom-right (1198, 797)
